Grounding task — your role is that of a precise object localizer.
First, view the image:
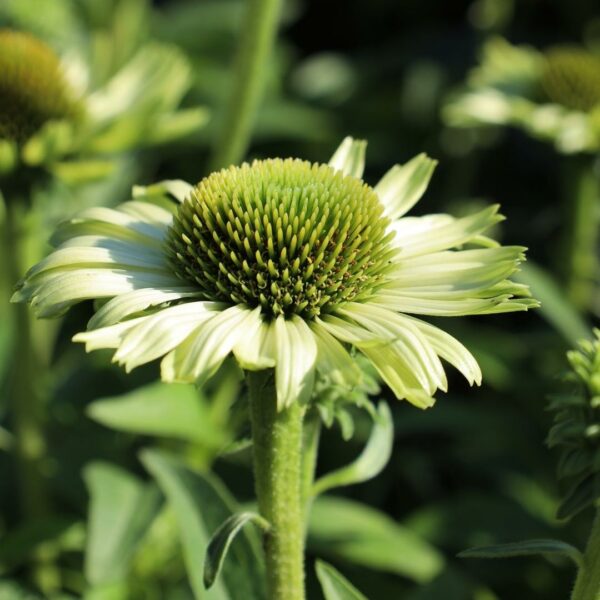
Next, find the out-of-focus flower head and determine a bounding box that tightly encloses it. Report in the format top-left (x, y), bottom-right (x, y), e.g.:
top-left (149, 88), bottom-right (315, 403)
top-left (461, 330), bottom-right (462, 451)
top-left (443, 37), bottom-right (600, 154)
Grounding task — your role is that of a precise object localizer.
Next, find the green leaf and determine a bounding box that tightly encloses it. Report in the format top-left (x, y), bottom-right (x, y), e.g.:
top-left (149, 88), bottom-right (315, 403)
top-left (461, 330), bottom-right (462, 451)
top-left (204, 512), bottom-right (270, 589)
top-left (312, 402), bottom-right (393, 496)
top-left (514, 262), bottom-right (591, 346)
top-left (140, 449), bottom-right (266, 600)
top-left (84, 462), bottom-right (161, 586)
top-left (88, 382), bottom-right (227, 447)
top-left (308, 496), bottom-right (443, 583)
top-left (557, 475), bottom-right (599, 520)
top-left (458, 539), bottom-right (583, 567)
top-left (315, 560), bottom-right (368, 600)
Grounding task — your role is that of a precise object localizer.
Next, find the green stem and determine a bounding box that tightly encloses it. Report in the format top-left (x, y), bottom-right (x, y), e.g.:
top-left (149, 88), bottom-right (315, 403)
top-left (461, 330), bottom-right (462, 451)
top-left (571, 510), bottom-right (600, 600)
top-left (561, 157), bottom-right (599, 311)
top-left (248, 370), bottom-right (306, 600)
top-left (4, 201), bottom-right (50, 521)
top-left (209, 0), bottom-right (282, 170)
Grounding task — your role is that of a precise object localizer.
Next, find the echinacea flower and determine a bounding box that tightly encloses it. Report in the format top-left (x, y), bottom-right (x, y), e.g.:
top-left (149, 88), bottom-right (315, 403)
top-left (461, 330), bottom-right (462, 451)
top-left (443, 37), bottom-right (600, 154)
top-left (0, 27), bottom-right (207, 182)
top-left (13, 138), bottom-right (537, 409)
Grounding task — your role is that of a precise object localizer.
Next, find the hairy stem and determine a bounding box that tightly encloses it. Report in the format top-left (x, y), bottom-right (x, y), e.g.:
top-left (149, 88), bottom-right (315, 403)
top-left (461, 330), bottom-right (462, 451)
top-left (248, 370), bottom-right (305, 600)
top-left (209, 0), bottom-right (282, 170)
top-left (571, 510), bottom-right (600, 600)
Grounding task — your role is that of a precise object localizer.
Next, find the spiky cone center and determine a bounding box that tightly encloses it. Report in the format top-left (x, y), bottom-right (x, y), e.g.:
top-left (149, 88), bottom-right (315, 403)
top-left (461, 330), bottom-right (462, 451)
top-left (541, 47), bottom-right (600, 112)
top-left (0, 29), bottom-right (82, 143)
top-left (167, 158), bottom-right (397, 320)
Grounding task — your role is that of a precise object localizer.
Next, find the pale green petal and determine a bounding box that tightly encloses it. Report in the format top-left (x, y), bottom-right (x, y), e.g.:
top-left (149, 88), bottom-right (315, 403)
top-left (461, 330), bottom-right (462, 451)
top-left (89, 288), bottom-right (203, 329)
top-left (132, 179), bottom-right (193, 204)
top-left (359, 345), bottom-right (436, 409)
top-left (405, 316), bottom-right (482, 386)
top-left (273, 316), bottom-right (317, 409)
top-left (24, 244), bottom-right (169, 279)
top-left (114, 302), bottom-right (222, 371)
top-left (232, 311), bottom-right (276, 370)
top-left (328, 136), bottom-right (366, 179)
top-left (51, 207), bottom-right (168, 247)
top-left (309, 321), bottom-right (361, 385)
top-left (15, 269), bottom-right (183, 317)
top-left (338, 303), bottom-right (446, 394)
top-left (316, 314), bottom-right (391, 346)
top-left (117, 201), bottom-right (174, 226)
top-left (374, 154), bottom-right (437, 220)
top-left (161, 305), bottom-right (257, 383)
top-left (371, 292), bottom-right (535, 316)
top-left (390, 205), bottom-right (503, 258)
top-left (73, 318), bottom-right (147, 351)
top-left (387, 246), bottom-right (526, 292)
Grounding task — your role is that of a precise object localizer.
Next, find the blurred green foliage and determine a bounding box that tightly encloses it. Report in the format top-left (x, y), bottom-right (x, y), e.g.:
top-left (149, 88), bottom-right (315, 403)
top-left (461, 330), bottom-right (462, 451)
top-left (0, 0), bottom-right (599, 599)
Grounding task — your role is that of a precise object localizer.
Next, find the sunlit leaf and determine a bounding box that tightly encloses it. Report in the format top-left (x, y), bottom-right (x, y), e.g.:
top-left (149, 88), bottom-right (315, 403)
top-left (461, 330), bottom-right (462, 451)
top-left (315, 560), bottom-right (368, 600)
top-left (141, 449), bottom-right (266, 600)
top-left (308, 496), bottom-right (444, 582)
top-left (84, 462), bottom-right (161, 586)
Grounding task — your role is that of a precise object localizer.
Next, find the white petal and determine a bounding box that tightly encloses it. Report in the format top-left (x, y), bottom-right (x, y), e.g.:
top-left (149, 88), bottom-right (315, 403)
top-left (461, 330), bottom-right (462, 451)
top-left (328, 136), bottom-right (366, 179)
top-left (117, 200), bottom-right (174, 225)
top-left (232, 310), bottom-right (276, 370)
top-left (132, 179), bottom-right (193, 204)
top-left (73, 317), bottom-right (146, 351)
top-left (114, 301), bottom-right (222, 371)
top-left (359, 344), bottom-right (436, 409)
top-left (374, 153), bottom-right (437, 220)
top-left (309, 320), bottom-right (360, 385)
top-left (273, 316), bottom-right (317, 409)
top-left (316, 314), bottom-right (392, 346)
top-left (390, 205), bottom-right (503, 258)
top-left (338, 303), bottom-right (446, 394)
top-left (161, 305), bottom-right (257, 383)
top-left (16, 269), bottom-right (183, 317)
top-left (405, 316), bottom-right (482, 386)
top-left (89, 287), bottom-right (203, 329)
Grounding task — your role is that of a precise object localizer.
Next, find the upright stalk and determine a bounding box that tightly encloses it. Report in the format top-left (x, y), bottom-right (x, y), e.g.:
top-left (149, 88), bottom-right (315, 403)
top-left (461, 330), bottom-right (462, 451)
top-left (4, 200), bottom-right (50, 522)
top-left (561, 156), bottom-right (599, 311)
top-left (571, 510), bottom-right (600, 600)
top-left (248, 370), bottom-right (306, 600)
top-left (209, 0), bottom-right (282, 170)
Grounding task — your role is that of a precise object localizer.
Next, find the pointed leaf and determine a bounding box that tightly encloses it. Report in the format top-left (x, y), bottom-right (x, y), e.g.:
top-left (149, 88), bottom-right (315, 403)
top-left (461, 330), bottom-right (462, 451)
top-left (312, 403), bottom-right (393, 496)
top-left (84, 462), bottom-right (161, 586)
top-left (315, 560), bottom-right (368, 600)
top-left (308, 496), bottom-right (443, 582)
top-left (88, 382), bottom-right (227, 447)
top-left (204, 512), bottom-right (270, 589)
top-left (141, 449), bottom-right (266, 600)
top-left (458, 539), bottom-right (583, 568)
top-left (557, 475), bottom-right (599, 520)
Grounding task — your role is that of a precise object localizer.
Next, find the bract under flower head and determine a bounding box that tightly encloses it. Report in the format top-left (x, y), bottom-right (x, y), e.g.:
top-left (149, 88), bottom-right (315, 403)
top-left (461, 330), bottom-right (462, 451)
top-left (0, 29), bottom-right (81, 143)
top-left (13, 138), bottom-right (538, 410)
top-left (168, 159), bottom-right (395, 319)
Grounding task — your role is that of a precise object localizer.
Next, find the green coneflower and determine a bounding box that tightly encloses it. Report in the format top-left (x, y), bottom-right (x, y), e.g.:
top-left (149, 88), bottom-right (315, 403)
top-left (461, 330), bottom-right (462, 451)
top-left (0, 29), bottom-right (82, 144)
top-left (13, 137), bottom-right (537, 409)
top-left (542, 47), bottom-right (600, 113)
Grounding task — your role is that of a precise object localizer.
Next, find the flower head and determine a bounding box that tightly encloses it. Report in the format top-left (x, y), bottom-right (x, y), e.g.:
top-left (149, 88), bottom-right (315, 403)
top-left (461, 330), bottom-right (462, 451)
top-left (0, 29), bottom-right (81, 143)
top-left (444, 37), bottom-right (600, 154)
top-left (13, 138), bottom-right (537, 409)
top-left (548, 330), bottom-right (600, 519)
